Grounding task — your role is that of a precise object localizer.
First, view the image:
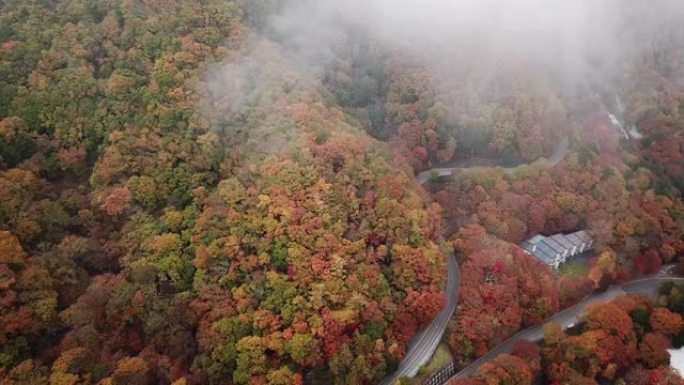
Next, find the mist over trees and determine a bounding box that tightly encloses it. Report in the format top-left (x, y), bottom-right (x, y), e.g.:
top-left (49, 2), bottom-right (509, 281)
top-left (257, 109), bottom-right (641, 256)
top-left (0, 0), bottom-right (683, 385)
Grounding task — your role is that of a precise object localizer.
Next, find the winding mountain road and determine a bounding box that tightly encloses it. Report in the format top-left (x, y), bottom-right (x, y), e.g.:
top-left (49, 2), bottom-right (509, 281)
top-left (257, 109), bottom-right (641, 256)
top-left (450, 268), bottom-right (684, 381)
top-left (387, 107), bottom-right (660, 384)
top-left (381, 136), bottom-right (569, 385)
top-left (416, 136), bottom-right (569, 184)
top-left (443, 110), bottom-right (677, 383)
top-left (379, 243), bottom-right (459, 385)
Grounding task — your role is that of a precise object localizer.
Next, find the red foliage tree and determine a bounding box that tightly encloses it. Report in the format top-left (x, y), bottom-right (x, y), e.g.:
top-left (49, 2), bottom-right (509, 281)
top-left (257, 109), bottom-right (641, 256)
top-left (512, 340), bottom-right (542, 376)
top-left (583, 302), bottom-right (635, 340)
top-left (101, 186), bottom-right (132, 216)
top-left (650, 307), bottom-right (684, 336)
top-left (639, 333), bottom-right (672, 369)
top-left (413, 146), bottom-right (428, 162)
top-left (635, 249), bottom-right (663, 275)
top-left (474, 354), bottom-right (533, 385)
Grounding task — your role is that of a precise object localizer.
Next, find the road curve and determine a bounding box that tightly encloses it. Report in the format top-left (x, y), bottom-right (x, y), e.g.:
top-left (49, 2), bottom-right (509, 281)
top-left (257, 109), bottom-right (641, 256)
top-left (379, 229), bottom-right (460, 383)
top-left (445, 112), bottom-right (663, 383)
top-left (381, 136), bottom-right (570, 385)
top-left (450, 271), bottom-right (684, 381)
top-left (416, 137), bottom-right (569, 184)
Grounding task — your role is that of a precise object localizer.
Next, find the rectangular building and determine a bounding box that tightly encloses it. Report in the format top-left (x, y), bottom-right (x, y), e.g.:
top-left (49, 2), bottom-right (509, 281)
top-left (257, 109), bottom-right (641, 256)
top-left (520, 230), bottom-right (593, 269)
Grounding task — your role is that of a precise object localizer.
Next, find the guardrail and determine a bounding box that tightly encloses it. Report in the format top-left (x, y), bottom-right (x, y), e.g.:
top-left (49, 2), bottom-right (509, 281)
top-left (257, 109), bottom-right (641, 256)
top-left (420, 362), bottom-right (458, 385)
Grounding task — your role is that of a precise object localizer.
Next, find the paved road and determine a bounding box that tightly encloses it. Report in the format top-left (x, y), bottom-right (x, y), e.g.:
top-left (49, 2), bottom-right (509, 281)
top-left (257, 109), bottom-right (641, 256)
top-left (380, 243), bottom-right (459, 385)
top-left (416, 137), bottom-right (569, 184)
top-left (450, 267), bottom-right (684, 381)
top-left (381, 137), bottom-right (570, 384)
top-left (444, 108), bottom-right (664, 383)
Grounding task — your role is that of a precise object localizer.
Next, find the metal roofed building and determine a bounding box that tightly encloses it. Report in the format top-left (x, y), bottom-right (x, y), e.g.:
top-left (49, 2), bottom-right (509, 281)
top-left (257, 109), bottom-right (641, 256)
top-left (520, 230), bottom-right (593, 269)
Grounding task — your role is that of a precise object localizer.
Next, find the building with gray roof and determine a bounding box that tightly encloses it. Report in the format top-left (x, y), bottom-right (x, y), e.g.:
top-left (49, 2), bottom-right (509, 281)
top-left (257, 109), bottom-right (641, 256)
top-left (521, 230), bottom-right (593, 269)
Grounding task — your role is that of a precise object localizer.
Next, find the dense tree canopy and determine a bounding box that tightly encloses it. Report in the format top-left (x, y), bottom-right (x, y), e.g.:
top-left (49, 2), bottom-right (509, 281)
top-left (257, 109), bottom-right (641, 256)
top-left (1, 1), bottom-right (683, 385)
top-left (0, 1), bottom-right (446, 384)
top-left (450, 292), bottom-right (684, 385)
top-left (447, 226), bottom-right (559, 363)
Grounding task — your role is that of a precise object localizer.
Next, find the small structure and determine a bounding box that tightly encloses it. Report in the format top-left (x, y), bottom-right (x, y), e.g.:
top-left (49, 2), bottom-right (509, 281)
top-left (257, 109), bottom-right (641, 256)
top-left (520, 230), bottom-right (593, 269)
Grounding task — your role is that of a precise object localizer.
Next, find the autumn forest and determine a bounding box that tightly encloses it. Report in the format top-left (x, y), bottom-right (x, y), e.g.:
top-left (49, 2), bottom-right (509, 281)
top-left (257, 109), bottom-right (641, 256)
top-left (1, 1), bottom-right (684, 385)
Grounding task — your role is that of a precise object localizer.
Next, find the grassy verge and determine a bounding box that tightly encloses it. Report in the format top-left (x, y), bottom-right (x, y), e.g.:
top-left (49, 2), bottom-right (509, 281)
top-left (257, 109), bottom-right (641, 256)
top-left (559, 259), bottom-right (590, 279)
top-left (412, 343), bottom-right (453, 384)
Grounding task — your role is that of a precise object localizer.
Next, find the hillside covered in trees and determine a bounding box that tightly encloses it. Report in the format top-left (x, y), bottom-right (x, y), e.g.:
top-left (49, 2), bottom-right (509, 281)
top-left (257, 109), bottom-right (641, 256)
top-left (449, 283), bottom-right (684, 385)
top-left (1, 1), bottom-right (684, 385)
top-left (0, 1), bottom-right (447, 384)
